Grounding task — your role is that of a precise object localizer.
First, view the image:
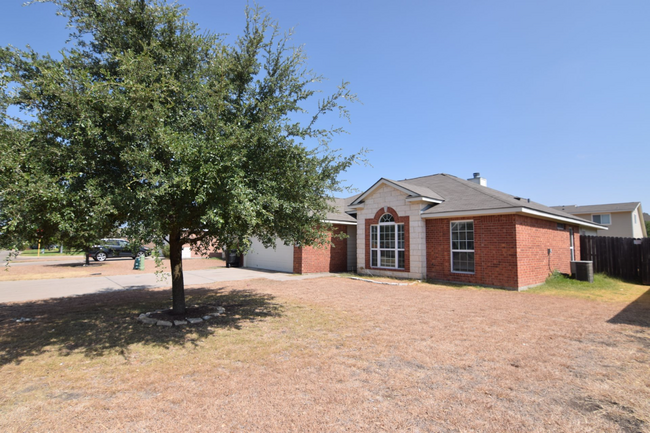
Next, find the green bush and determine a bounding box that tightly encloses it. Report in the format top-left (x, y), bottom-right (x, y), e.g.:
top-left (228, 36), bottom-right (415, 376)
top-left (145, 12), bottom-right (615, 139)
top-left (162, 244), bottom-right (170, 258)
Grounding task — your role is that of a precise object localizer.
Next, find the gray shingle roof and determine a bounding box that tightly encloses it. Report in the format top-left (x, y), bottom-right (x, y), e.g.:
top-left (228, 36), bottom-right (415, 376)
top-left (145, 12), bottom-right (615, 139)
top-left (350, 178), bottom-right (445, 204)
top-left (384, 179), bottom-right (445, 201)
top-left (550, 202), bottom-right (641, 214)
top-left (352, 173), bottom-right (598, 227)
top-left (325, 195), bottom-right (359, 223)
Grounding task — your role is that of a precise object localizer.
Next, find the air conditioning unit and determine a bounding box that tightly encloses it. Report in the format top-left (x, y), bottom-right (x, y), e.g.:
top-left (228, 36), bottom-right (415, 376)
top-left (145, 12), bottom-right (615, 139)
top-left (571, 261), bottom-right (593, 283)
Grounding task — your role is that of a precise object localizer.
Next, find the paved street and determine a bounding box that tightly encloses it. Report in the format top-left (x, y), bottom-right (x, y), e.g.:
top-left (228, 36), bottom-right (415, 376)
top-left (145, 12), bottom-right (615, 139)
top-left (3, 256), bottom-right (87, 267)
top-left (0, 250), bottom-right (11, 262)
top-left (0, 267), bottom-right (331, 303)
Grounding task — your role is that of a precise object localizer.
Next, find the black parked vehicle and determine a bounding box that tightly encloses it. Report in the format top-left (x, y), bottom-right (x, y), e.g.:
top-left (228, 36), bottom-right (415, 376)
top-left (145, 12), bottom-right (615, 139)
top-left (88, 239), bottom-right (151, 262)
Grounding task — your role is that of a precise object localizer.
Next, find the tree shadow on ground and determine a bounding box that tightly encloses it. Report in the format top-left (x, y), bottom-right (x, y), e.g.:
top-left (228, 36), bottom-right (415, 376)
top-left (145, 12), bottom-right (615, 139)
top-left (608, 288), bottom-right (650, 328)
top-left (0, 286), bottom-right (282, 366)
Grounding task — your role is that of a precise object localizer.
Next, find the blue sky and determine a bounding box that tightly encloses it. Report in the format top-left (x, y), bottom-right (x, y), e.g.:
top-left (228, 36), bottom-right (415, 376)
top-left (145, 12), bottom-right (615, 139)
top-left (3, 0), bottom-right (649, 211)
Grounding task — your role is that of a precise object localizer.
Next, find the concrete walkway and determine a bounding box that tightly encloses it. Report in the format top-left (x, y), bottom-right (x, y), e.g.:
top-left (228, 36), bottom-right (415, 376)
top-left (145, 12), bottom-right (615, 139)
top-left (0, 267), bottom-right (333, 303)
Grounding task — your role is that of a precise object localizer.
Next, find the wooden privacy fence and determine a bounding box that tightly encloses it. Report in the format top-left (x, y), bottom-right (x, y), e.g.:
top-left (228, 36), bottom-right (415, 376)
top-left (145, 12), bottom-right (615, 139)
top-left (580, 236), bottom-right (650, 284)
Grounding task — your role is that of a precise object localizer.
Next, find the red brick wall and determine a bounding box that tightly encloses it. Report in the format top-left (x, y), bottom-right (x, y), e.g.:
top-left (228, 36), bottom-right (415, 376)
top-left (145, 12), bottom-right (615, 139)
top-left (425, 214), bottom-right (581, 289)
top-left (364, 207), bottom-right (410, 273)
top-left (515, 216), bottom-right (580, 287)
top-left (425, 215), bottom-right (519, 288)
top-left (293, 224), bottom-right (348, 274)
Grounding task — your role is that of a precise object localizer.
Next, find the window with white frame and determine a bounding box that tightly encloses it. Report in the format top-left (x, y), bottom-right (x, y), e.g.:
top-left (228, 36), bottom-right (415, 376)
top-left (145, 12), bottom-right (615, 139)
top-left (592, 214), bottom-right (611, 225)
top-left (370, 213), bottom-right (405, 269)
top-left (451, 221), bottom-right (475, 273)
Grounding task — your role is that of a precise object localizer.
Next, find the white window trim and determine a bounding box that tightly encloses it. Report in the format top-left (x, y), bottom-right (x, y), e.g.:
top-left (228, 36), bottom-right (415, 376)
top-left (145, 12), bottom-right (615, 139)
top-left (450, 220), bottom-right (475, 274)
top-left (591, 213), bottom-right (611, 225)
top-left (370, 215), bottom-right (405, 270)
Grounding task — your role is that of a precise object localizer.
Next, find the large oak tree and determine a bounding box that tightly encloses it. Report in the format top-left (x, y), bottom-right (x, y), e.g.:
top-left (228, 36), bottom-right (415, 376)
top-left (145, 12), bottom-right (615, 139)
top-left (0, 0), bottom-right (361, 313)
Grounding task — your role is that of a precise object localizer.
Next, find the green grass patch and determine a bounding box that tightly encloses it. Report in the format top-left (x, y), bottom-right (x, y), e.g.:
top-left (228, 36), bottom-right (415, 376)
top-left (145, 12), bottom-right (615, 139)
top-left (19, 249), bottom-right (85, 256)
top-left (527, 272), bottom-right (649, 303)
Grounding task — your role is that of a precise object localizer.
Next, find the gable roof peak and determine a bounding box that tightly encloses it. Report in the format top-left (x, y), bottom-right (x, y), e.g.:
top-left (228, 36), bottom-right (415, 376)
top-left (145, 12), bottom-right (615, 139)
top-left (349, 176), bottom-right (445, 206)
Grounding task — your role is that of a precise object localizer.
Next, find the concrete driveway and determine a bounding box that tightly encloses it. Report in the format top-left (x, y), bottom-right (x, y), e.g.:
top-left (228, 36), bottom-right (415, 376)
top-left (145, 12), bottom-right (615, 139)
top-left (0, 267), bottom-right (331, 303)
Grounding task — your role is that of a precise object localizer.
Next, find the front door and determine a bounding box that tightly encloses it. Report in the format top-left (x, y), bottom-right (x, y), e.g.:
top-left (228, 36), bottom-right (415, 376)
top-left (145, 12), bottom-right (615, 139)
top-left (569, 228), bottom-right (575, 261)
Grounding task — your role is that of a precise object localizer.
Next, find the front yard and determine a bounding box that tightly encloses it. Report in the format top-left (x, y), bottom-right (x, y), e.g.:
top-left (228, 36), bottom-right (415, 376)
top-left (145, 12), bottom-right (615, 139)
top-left (1, 276), bottom-right (648, 432)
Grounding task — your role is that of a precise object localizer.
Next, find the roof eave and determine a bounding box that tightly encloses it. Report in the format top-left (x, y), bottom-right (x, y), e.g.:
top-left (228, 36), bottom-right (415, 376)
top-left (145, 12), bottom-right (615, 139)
top-left (406, 196), bottom-right (443, 204)
top-left (349, 178), bottom-right (388, 206)
top-left (421, 207), bottom-right (608, 230)
top-left (323, 219), bottom-right (357, 226)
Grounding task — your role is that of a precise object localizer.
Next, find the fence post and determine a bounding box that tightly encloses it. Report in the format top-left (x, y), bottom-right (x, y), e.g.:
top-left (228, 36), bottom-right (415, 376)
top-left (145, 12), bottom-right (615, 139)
top-left (642, 239), bottom-right (650, 285)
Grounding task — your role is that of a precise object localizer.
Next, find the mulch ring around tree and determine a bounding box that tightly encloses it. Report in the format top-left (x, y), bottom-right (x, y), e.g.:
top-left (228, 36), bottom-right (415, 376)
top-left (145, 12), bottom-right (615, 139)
top-left (138, 304), bottom-right (225, 327)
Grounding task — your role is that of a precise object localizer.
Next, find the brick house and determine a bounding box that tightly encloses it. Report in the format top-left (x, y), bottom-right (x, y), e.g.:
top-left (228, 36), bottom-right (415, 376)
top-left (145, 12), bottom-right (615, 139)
top-left (243, 197), bottom-right (357, 274)
top-left (245, 173), bottom-right (604, 290)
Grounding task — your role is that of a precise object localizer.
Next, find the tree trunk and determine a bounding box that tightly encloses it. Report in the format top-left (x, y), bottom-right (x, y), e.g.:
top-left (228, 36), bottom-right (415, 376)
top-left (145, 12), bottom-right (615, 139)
top-left (85, 252), bottom-right (90, 266)
top-left (169, 229), bottom-right (186, 314)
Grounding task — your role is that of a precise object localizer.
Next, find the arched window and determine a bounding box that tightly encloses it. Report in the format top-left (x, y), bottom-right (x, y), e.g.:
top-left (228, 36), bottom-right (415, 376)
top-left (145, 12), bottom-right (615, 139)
top-left (370, 213), bottom-right (405, 269)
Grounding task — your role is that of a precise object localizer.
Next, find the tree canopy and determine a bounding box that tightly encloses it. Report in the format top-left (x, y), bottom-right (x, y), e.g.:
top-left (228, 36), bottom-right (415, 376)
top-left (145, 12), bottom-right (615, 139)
top-left (0, 0), bottom-right (361, 313)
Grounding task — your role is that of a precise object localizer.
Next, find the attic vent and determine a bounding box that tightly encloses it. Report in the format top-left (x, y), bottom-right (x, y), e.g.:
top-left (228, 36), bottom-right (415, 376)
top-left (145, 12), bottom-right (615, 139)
top-left (514, 197), bottom-right (531, 203)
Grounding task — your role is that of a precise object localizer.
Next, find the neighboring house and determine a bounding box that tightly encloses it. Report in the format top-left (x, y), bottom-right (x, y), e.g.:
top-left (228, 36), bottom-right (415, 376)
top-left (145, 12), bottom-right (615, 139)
top-left (244, 172), bottom-right (605, 290)
top-left (551, 202), bottom-right (647, 238)
top-left (157, 233), bottom-right (222, 259)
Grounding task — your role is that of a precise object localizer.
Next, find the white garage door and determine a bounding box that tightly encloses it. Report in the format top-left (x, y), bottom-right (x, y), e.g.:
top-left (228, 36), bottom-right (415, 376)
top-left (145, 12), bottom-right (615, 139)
top-left (244, 238), bottom-right (294, 273)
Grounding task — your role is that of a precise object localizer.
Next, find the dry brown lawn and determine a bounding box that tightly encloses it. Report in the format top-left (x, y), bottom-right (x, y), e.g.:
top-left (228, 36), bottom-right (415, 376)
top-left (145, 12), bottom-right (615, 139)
top-left (0, 277), bottom-right (648, 432)
top-left (0, 257), bottom-right (225, 281)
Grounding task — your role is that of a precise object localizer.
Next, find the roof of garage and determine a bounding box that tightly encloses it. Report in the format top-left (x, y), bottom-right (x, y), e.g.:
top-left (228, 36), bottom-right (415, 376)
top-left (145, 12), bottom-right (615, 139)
top-left (325, 196), bottom-right (359, 224)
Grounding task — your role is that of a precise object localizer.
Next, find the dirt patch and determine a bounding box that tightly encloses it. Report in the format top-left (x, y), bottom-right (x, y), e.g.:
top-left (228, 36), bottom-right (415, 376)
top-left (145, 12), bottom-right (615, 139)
top-left (606, 413), bottom-right (646, 433)
top-left (568, 397), bottom-right (603, 414)
top-left (1, 278), bottom-right (648, 432)
top-left (0, 257), bottom-right (225, 281)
